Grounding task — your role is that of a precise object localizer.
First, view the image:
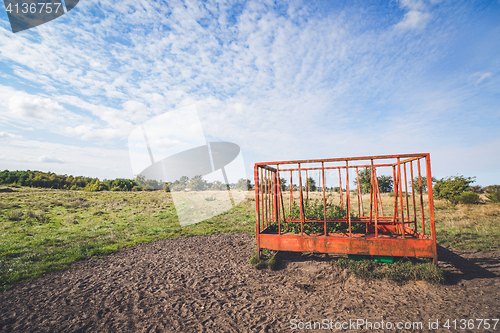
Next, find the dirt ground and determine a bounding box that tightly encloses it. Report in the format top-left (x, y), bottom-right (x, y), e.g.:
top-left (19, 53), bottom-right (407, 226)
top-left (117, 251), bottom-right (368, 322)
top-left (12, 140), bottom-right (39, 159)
top-left (1, 233), bottom-right (499, 332)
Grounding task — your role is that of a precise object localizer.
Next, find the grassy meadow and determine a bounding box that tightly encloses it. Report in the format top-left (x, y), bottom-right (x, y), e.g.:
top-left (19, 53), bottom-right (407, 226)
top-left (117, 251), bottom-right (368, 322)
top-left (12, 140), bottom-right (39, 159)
top-left (0, 187), bottom-right (255, 290)
top-left (1, 186), bottom-right (499, 289)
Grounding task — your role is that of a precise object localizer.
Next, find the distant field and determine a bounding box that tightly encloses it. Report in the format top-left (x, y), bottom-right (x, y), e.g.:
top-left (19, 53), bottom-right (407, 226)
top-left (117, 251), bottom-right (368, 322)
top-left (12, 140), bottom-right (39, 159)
top-left (1, 187), bottom-right (499, 290)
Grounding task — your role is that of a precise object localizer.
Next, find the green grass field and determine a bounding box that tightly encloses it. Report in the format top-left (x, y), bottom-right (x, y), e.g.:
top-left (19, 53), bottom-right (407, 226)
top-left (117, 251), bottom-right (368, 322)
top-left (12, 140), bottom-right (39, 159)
top-left (1, 187), bottom-right (499, 289)
top-left (0, 187), bottom-right (255, 290)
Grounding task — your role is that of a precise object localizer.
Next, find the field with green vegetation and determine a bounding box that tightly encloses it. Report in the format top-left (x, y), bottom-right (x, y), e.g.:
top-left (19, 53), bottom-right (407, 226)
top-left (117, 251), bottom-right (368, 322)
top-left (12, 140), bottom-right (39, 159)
top-left (1, 186), bottom-right (499, 289)
top-left (0, 186), bottom-right (254, 290)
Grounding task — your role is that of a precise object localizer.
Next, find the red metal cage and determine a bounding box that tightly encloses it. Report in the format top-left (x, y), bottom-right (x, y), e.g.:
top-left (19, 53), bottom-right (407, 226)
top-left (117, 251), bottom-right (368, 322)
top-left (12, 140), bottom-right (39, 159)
top-left (254, 153), bottom-right (437, 263)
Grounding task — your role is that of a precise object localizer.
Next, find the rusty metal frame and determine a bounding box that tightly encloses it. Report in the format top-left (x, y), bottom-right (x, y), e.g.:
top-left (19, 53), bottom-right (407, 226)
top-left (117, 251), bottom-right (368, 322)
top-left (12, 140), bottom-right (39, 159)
top-left (254, 153), bottom-right (437, 264)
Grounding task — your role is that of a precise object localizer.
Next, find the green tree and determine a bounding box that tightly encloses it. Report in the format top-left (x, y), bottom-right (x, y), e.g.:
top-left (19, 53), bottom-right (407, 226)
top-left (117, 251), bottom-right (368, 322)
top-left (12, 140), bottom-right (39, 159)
top-left (412, 176), bottom-right (437, 193)
top-left (236, 178), bottom-right (252, 191)
top-left (377, 175), bottom-right (393, 193)
top-left (433, 175), bottom-right (475, 204)
top-left (188, 175), bottom-right (207, 191)
top-left (354, 168), bottom-right (393, 193)
top-left (306, 177), bottom-right (316, 192)
top-left (279, 178), bottom-right (287, 191)
top-left (210, 181), bottom-right (225, 191)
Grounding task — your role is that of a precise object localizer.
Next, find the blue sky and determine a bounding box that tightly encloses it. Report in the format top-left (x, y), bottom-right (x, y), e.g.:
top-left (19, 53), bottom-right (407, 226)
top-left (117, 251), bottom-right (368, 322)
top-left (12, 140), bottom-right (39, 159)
top-left (0, 0), bottom-right (499, 186)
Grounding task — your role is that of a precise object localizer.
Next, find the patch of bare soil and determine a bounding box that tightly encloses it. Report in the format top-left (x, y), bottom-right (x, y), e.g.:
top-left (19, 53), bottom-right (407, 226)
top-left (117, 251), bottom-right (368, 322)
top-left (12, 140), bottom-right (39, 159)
top-left (1, 234), bottom-right (499, 332)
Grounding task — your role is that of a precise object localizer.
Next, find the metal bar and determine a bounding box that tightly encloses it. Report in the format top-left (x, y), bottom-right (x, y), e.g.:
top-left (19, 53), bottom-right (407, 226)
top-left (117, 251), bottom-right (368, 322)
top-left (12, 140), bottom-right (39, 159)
top-left (397, 158), bottom-right (405, 239)
top-left (259, 234), bottom-right (435, 259)
top-left (418, 159), bottom-right (425, 235)
top-left (254, 165), bottom-right (261, 260)
top-left (322, 162), bottom-right (327, 236)
top-left (404, 162), bottom-right (410, 225)
top-left (425, 154), bottom-right (437, 264)
top-left (410, 161), bottom-right (417, 231)
top-left (289, 170), bottom-right (293, 216)
top-left (259, 165), bottom-right (277, 172)
top-left (371, 159), bottom-right (378, 238)
top-left (276, 166), bottom-right (283, 235)
top-left (369, 165), bottom-right (373, 226)
top-left (346, 161), bottom-right (351, 236)
top-left (266, 170), bottom-right (270, 228)
top-left (339, 168), bottom-right (343, 211)
top-left (356, 167), bottom-right (362, 217)
top-left (255, 153), bottom-right (428, 166)
top-left (279, 162), bottom-right (397, 172)
top-left (392, 165), bottom-right (398, 224)
top-left (306, 170), bottom-right (309, 202)
top-left (298, 163), bottom-right (304, 235)
top-left (374, 168), bottom-right (384, 217)
top-left (273, 166), bottom-right (280, 225)
top-left (260, 168), bottom-right (265, 231)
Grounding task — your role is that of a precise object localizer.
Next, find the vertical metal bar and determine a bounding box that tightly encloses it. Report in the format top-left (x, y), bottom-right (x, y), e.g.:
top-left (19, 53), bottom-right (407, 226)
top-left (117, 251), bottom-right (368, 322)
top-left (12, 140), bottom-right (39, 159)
top-left (410, 161), bottom-right (417, 231)
top-left (346, 161), bottom-right (351, 236)
top-left (397, 158), bottom-right (405, 239)
top-left (356, 167), bottom-right (362, 217)
top-left (425, 154), bottom-right (437, 264)
top-left (374, 168), bottom-right (384, 217)
top-left (260, 168), bottom-right (265, 231)
top-left (418, 159), bottom-right (425, 235)
top-left (322, 162), bottom-right (327, 236)
top-left (275, 167), bottom-right (281, 235)
top-left (338, 168), bottom-right (343, 211)
top-left (306, 169), bottom-right (309, 202)
top-left (369, 165), bottom-right (373, 226)
top-left (266, 170), bottom-right (270, 228)
top-left (269, 169), bottom-right (273, 228)
top-left (371, 159), bottom-right (378, 238)
top-left (254, 166), bottom-right (261, 260)
top-left (273, 170), bottom-right (278, 225)
top-left (289, 170), bottom-right (293, 216)
top-left (298, 163), bottom-right (304, 235)
top-left (392, 165), bottom-right (398, 224)
top-left (404, 162), bottom-right (410, 223)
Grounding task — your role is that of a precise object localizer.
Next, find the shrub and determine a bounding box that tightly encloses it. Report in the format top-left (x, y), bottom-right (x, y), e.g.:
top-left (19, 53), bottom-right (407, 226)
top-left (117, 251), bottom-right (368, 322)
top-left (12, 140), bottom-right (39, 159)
top-left (484, 185), bottom-right (500, 203)
top-left (433, 175), bottom-right (475, 204)
top-left (456, 192), bottom-right (480, 205)
top-left (6, 210), bottom-right (22, 221)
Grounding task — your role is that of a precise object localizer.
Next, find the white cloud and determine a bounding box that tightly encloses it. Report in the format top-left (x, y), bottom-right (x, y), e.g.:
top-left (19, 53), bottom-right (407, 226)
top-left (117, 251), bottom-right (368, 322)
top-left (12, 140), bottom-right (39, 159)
top-left (38, 155), bottom-right (65, 164)
top-left (8, 94), bottom-right (65, 119)
top-left (394, 0), bottom-right (431, 31)
top-left (0, 131), bottom-right (21, 139)
top-left (474, 72), bottom-right (492, 85)
top-left (395, 10), bottom-right (431, 30)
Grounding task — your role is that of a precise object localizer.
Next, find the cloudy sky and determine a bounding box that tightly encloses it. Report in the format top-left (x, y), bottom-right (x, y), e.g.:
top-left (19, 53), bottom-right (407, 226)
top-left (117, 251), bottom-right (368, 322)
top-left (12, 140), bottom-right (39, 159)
top-left (0, 0), bottom-right (499, 186)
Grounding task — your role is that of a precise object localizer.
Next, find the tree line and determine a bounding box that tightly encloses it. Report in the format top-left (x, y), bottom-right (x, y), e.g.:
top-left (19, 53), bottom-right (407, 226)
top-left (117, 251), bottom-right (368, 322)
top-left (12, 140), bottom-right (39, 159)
top-left (0, 170), bottom-right (253, 192)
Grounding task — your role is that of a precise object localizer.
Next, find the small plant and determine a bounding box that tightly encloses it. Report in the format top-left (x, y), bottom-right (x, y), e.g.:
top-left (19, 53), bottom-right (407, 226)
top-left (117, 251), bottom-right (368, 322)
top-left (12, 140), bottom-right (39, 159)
top-left (205, 195), bottom-right (217, 201)
top-left (6, 210), bottom-right (23, 221)
top-left (249, 249), bottom-right (279, 270)
top-left (334, 257), bottom-right (445, 284)
top-left (276, 199), bottom-right (364, 234)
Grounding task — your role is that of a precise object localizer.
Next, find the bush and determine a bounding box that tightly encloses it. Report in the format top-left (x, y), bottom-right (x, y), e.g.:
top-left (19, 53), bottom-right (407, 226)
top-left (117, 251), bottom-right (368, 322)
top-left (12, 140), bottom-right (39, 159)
top-left (433, 175), bottom-right (475, 204)
top-left (484, 185), bottom-right (500, 203)
top-left (456, 192), bottom-right (480, 205)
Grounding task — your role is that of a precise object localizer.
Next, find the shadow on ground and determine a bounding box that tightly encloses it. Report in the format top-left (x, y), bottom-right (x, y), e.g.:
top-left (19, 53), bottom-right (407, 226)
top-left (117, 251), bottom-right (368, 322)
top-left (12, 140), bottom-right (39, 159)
top-left (437, 245), bottom-right (498, 284)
